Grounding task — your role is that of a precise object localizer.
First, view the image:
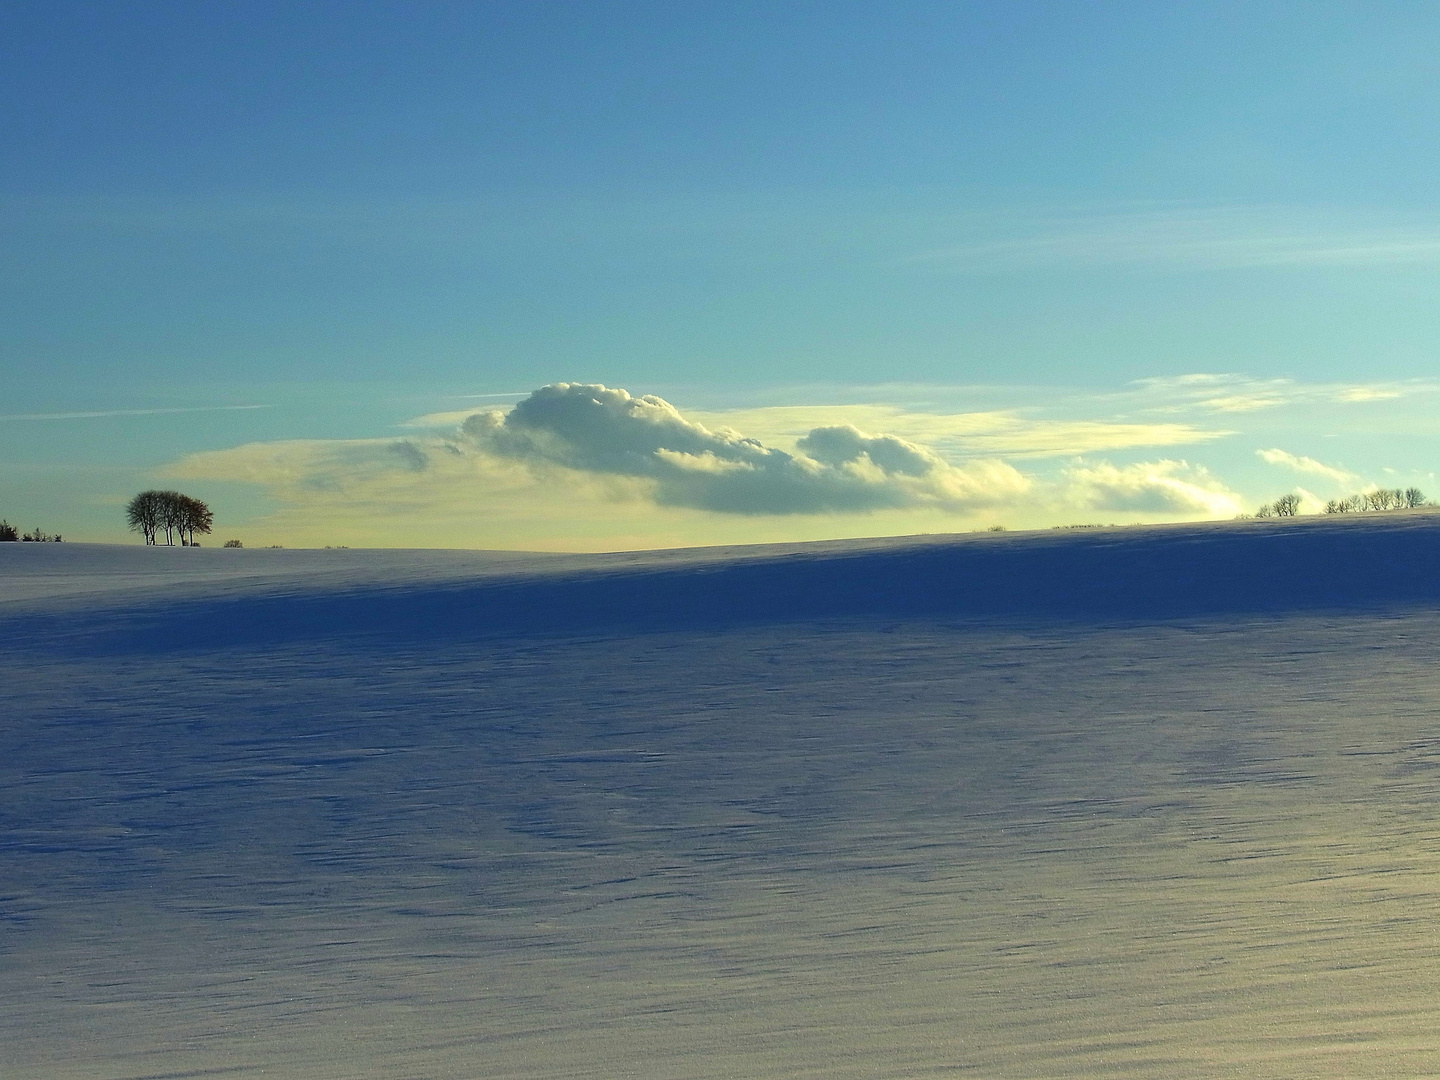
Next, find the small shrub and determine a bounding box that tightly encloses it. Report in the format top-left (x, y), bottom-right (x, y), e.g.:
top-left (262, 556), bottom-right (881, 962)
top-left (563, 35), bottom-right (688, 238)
top-left (223, 539), bottom-right (244, 548)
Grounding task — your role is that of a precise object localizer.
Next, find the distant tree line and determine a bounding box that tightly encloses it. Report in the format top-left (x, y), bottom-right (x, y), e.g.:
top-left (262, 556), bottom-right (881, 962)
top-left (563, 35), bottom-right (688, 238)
top-left (1254, 487), bottom-right (1429, 519)
top-left (1323, 487), bottom-right (1428, 514)
top-left (126, 490), bottom-right (214, 545)
top-left (0, 520), bottom-right (60, 541)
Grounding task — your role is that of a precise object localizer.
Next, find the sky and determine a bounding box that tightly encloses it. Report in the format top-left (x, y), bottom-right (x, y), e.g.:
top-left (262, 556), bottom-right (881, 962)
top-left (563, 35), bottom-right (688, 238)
top-left (2, 1), bottom-right (1437, 549)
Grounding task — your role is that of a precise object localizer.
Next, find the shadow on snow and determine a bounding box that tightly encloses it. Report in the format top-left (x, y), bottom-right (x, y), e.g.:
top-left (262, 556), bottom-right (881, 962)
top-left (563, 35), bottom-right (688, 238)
top-left (12, 516), bottom-right (1433, 656)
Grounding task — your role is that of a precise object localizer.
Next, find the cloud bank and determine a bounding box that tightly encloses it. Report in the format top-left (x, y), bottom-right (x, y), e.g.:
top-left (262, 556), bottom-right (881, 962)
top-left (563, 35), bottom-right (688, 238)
top-left (166, 381), bottom-right (1267, 549)
top-left (1064, 460), bottom-right (1242, 517)
top-left (459, 383), bottom-right (1029, 514)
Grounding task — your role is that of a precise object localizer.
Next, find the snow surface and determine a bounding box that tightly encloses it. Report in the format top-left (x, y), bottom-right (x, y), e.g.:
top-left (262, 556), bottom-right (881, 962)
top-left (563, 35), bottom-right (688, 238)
top-left (4, 515), bottom-right (1440, 1078)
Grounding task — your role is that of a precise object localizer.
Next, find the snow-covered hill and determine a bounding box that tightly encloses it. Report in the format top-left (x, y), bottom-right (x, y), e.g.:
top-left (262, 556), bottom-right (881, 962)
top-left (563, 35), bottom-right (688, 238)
top-left (5, 515), bottom-right (1440, 1077)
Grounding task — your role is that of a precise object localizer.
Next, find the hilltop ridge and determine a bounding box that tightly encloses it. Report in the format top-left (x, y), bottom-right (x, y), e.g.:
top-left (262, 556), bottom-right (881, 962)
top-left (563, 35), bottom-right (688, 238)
top-left (6, 510), bottom-right (1439, 652)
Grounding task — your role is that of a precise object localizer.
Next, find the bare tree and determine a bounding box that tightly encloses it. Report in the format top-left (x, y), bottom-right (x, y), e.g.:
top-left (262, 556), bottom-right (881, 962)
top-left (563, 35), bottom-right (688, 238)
top-left (1364, 488), bottom-right (1406, 511)
top-left (1272, 493), bottom-right (1301, 516)
top-left (158, 491), bottom-right (181, 545)
top-left (176, 495), bottom-right (214, 545)
top-left (1405, 487), bottom-right (1428, 508)
top-left (126, 490), bottom-right (164, 544)
top-left (0, 520), bottom-right (16, 541)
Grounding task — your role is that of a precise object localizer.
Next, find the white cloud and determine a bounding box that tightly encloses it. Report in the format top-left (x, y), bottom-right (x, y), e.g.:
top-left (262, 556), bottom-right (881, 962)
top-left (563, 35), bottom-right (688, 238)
top-left (1256, 448), bottom-right (1355, 485)
top-left (1333, 386), bottom-right (1404, 403)
top-left (1293, 487), bottom-right (1329, 515)
top-left (1063, 460), bottom-right (1243, 517)
top-left (460, 383), bottom-right (1030, 515)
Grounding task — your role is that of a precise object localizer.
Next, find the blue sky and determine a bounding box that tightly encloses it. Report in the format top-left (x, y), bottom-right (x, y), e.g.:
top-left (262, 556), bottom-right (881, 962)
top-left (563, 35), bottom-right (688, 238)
top-left (2, 2), bottom-right (1437, 547)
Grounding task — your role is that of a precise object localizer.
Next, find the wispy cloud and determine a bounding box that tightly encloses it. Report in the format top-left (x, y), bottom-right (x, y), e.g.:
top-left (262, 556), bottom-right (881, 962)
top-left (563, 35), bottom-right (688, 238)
top-left (0, 404), bottom-right (271, 421)
top-left (401, 409), bottom-right (502, 428)
top-left (1127, 373), bottom-right (1432, 414)
top-left (909, 206), bottom-right (1440, 272)
top-left (1256, 448), bottom-right (1355, 485)
top-left (686, 404), bottom-right (1228, 459)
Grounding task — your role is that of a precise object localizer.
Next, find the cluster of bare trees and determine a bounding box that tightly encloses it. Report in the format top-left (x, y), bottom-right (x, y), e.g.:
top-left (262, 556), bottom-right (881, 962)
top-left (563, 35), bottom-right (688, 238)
top-left (1254, 492), bottom-right (1303, 518)
top-left (1254, 487), bottom-right (1429, 519)
top-left (125, 490), bottom-right (214, 546)
top-left (1324, 488), bottom-right (1428, 514)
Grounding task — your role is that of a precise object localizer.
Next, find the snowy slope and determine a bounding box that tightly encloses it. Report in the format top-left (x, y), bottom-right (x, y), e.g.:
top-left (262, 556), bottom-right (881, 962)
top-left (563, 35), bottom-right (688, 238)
top-left (4, 516), bottom-right (1440, 1078)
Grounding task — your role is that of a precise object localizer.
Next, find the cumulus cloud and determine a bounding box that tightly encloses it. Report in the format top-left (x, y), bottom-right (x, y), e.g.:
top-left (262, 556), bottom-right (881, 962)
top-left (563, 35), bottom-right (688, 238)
top-left (459, 383), bottom-right (1029, 515)
top-left (1256, 448), bottom-right (1355, 485)
top-left (1063, 459), bottom-right (1243, 516)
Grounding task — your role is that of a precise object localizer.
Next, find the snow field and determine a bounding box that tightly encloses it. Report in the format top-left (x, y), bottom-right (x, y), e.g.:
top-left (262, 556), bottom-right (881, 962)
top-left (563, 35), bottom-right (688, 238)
top-left (4, 524), bottom-right (1440, 1077)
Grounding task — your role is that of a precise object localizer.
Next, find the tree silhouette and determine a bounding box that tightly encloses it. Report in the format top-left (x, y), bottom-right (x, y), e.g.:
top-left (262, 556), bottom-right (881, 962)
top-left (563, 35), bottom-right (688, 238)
top-left (1323, 487), bottom-right (1427, 513)
top-left (126, 490), bottom-right (164, 544)
top-left (126, 490), bottom-right (214, 545)
top-left (175, 494), bottom-right (214, 545)
top-left (159, 491), bottom-right (180, 545)
top-left (1364, 488), bottom-right (1403, 511)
